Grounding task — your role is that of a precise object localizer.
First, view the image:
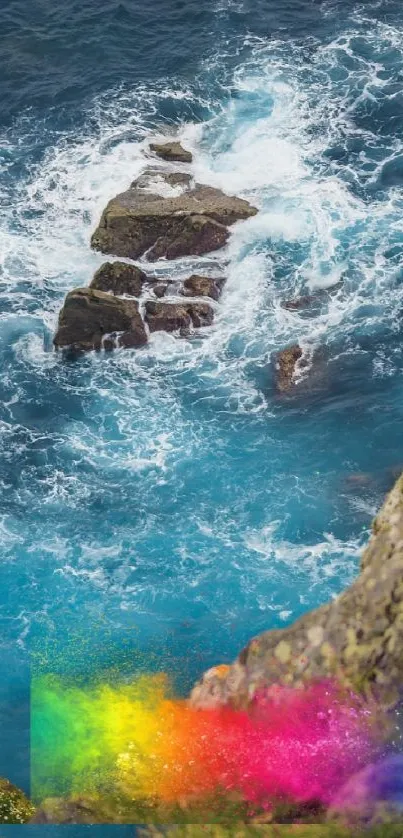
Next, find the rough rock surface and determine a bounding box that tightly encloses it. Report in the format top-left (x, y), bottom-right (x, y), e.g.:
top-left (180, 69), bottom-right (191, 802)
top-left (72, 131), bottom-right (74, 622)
top-left (181, 274), bottom-right (226, 301)
top-left (90, 261), bottom-right (149, 297)
top-left (91, 183), bottom-right (257, 261)
top-left (149, 141), bottom-right (192, 163)
top-left (272, 344), bottom-right (304, 393)
top-left (54, 288), bottom-right (147, 352)
top-left (153, 282), bottom-right (169, 298)
top-left (147, 214), bottom-right (229, 261)
top-left (0, 778), bottom-right (35, 824)
top-left (145, 300), bottom-right (214, 334)
top-left (131, 168), bottom-right (192, 191)
top-left (190, 473), bottom-right (403, 711)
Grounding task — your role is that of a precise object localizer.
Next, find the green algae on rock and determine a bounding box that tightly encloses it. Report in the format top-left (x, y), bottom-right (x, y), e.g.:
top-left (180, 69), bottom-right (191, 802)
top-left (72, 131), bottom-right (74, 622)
top-left (190, 473), bottom-right (403, 711)
top-left (0, 778), bottom-right (35, 824)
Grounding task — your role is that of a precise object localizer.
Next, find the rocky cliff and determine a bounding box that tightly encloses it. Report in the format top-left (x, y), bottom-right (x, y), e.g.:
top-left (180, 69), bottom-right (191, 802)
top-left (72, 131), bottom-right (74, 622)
top-left (191, 474), bottom-right (403, 711)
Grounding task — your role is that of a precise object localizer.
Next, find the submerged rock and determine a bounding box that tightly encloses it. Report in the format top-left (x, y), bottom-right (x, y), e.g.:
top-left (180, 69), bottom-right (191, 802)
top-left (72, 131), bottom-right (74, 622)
top-left (54, 288), bottom-right (147, 352)
top-left (0, 778), bottom-right (35, 824)
top-left (91, 183), bottom-right (257, 261)
top-left (90, 261), bottom-right (149, 297)
top-left (181, 274), bottom-right (226, 301)
top-left (281, 294), bottom-right (322, 311)
top-left (149, 141), bottom-right (192, 163)
top-left (145, 300), bottom-right (214, 334)
top-left (190, 472), bottom-right (403, 712)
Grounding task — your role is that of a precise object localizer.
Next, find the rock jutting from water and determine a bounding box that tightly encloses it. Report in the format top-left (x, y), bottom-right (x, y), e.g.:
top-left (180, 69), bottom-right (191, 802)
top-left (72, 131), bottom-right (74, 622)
top-left (272, 344), bottom-right (304, 393)
top-left (145, 300), bottom-right (214, 334)
top-left (90, 261), bottom-right (150, 297)
top-left (190, 472), bottom-right (403, 712)
top-left (54, 151), bottom-right (256, 352)
top-left (181, 274), bottom-right (226, 301)
top-left (149, 141), bottom-right (193, 163)
top-left (91, 181), bottom-right (257, 261)
top-left (53, 287), bottom-right (148, 352)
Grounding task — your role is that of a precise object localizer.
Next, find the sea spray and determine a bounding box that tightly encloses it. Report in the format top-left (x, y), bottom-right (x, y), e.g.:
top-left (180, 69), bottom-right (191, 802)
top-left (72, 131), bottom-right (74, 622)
top-left (31, 673), bottom-right (378, 811)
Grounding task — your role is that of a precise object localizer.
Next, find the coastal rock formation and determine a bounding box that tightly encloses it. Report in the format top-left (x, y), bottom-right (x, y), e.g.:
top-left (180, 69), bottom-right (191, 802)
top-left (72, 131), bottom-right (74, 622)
top-left (190, 473), bottom-right (403, 711)
top-left (131, 168), bottom-right (193, 192)
top-left (281, 294), bottom-right (322, 311)
top-left (54, 288), bottom-right (147, 352)
top-left (272, 344), bottom-right (304, 393)
top-left (181, 274), bottom-right (226, 301)
top-left (0, 778), bottom-right (35, 824)
top-left (145, 300), bottom-right (214, 334)
top-left (152, 282), bottom-right (169, 298)
top-left (147, 214), bottom-right (229, 261)
top-left (90, 261), bottom-right (149, 297)
top-left (149, 141), bottom-right (192, 163)
top-left (91, 183), bottom-right (257, 261)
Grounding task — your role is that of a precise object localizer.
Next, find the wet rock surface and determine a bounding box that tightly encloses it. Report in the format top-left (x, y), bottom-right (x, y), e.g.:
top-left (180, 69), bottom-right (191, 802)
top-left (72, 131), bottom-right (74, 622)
top-left (90, 261), bottom-right (149, 297)
top-left (149, 140), bottom-right (192, 163)
top-left (91, 183), bottom-right (257, 261)
top-left (145, 300), bottom-right (214, 333)
top-left (53, 288), bottom-right (147, 352)
top-left (272, 344), bottom-right (304, 393)
top-left (131, 168), bottom-right (193, 192)
top-left (181, 274), bottom-right (226, 301)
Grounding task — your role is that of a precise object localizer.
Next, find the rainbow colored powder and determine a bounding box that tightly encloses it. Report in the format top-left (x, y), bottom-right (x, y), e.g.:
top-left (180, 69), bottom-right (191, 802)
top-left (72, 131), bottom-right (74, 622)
top-left (31, 674), bottom-right (378, 811)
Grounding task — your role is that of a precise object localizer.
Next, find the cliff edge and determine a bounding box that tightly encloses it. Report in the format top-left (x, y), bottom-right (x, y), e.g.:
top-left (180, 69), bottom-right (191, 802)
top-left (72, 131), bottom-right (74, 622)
top-left (190, 474), bottom-right (403, 711)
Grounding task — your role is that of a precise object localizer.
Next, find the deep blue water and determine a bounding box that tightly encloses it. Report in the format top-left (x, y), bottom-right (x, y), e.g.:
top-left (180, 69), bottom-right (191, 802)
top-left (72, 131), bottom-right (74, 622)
top-left (2, 0), bottom-right (403, 830)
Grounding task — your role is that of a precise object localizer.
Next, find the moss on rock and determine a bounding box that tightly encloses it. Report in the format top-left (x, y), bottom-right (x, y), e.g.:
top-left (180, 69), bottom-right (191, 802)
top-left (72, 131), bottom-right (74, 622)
top-left (0, 778), bottom-right (35, 824)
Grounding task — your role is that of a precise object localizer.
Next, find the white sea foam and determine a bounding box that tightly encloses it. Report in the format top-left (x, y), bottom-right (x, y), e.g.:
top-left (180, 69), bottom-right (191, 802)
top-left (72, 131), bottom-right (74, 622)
top-left (1, 15), bottom-right (403, 644)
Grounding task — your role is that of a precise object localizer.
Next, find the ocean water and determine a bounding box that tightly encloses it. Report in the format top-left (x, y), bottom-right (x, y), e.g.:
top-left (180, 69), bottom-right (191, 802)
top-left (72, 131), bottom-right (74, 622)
top-left (1, 0), bottom-right (403, 830)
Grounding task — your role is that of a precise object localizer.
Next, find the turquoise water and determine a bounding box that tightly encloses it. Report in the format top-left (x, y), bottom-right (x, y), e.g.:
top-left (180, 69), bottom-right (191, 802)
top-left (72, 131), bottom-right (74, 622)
top-left (2, 0), bottom-right (403, 830)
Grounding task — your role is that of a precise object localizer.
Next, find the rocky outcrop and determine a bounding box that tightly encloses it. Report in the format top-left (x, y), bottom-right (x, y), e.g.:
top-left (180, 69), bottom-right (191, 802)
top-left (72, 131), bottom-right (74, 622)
top-left (131, 168), bottom-right (193, 192)
top-left (272, 344), bottom-right (304, 393)
top-left (54, 288), bottom-right (147, 352)
top-left (281, 294), bottom-right (321, 311)
top-left (149, 141), bottom-right (192, 163)
top-left (272, 344), bottom-right (329, 396)
top-left (145, 301), bottom-right (214, 334)
top-left (153, 282), bottom-right (169, 298)
top-left (148, 214), bottom-right (229, 261)
top-left (190, 473), bottom-right (403, 711)
top-left (91, 184), bottom-right (257, 261)
top-left (181, 274), bottom-right (226, 301)
top-left (0, 778), bottom-right (35, 824)
top-left (90, 261), bottom-right (149, 297)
